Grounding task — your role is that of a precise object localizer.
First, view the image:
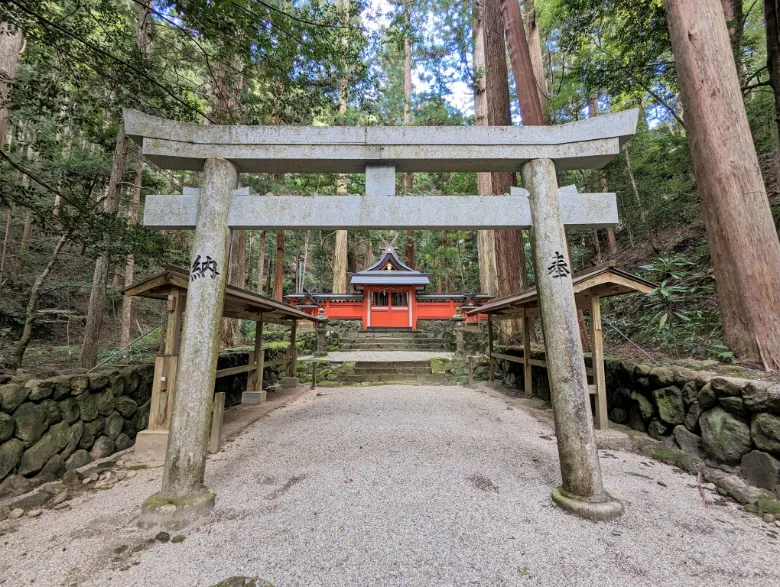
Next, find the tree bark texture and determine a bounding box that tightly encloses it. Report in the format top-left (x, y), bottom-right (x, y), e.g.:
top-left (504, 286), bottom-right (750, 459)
top-left (332, 229), bottom-right (348, 293)
top-left (484, 0), bottom-right (526, 312)
top-left (765, 0), bottom-right (780, 189)
top-left (473, 1), bottom-right (500, 297)
top-left (256, 230), bottom-right (266, 294)
top-left (79, 124), bottom-right (127, 368)
top-left (666, 0), bottom-right (780, 370)
top-left (10, 233), bottom-right (68, 369)
top-left (274, 230), bottom-right (284, 301)
top-left (502, 0), bottom-right (544, 126)
top-left (0, 23), bottom-right (23, 144)
top-left (120, 156), bottom-right (143, 347)
top-left (524, 0), bottom-right (547, 112)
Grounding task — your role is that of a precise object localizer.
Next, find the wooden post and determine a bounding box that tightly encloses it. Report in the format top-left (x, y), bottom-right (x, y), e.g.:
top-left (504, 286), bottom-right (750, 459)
top-left (311, 361), bottom-right (317, 389)
top-left (248, 317), bottom-right (264, 391)
top-left (208, 392), bottom-right (225, 454)
top-left (522, 308), bottom-right (533, 398)
top-left (241, 318), bottom-right (266, 405)
top-left (468, 356), bottom-right (474, 386)
top-left (488, 314), bottom-right (495, 381)
top-left (590, 295), bottom-right (609, 431)
top-left (288, 319), bottom-right (298, 377)
top-left (164, 288), bottom-right (184, 356)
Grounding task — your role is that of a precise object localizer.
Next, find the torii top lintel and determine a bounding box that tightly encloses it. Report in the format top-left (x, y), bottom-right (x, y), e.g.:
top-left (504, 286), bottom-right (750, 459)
top-left (123, 108), bottom-right (639, 174)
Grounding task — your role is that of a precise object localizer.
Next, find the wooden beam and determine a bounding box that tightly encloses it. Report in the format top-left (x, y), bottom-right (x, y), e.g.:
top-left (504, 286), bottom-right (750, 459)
top-left (488, 315), bottom-right (495, 381)
top-left (215, 363), bottom-right (256, 379)
top-left (164, 288), bottom-right (184, 356)
top-left (590, 295), bottom-right (609, 430)
top-left (522, 309), bottom-right (533, 398)
top-left (208, 392), bottom-right (225, 454)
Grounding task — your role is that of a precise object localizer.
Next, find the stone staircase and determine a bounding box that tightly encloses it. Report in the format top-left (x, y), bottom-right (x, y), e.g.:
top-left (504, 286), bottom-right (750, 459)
top-left (338, 328), bottom-right (446, 352)
top-left (343, 360), bottom-right (449, 384)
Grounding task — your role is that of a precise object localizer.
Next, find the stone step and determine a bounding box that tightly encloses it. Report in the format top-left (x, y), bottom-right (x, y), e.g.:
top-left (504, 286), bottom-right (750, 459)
top-left (354, 361), bottom-right (432, 370)
top-left (343, 373), bottom-right (450, 384)
top-left (341, 336), bottom-right (440, 345)
top-left (350, 330), bottom-right (436, 338)
top-left (339, 344), bottom-right (445, 351)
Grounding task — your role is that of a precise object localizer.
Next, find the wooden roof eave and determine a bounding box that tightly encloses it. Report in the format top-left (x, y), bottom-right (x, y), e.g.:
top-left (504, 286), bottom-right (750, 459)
top-left (470, 266), bottom-right (655, 317)
top-left (123, 268), bottom-right (315, 323)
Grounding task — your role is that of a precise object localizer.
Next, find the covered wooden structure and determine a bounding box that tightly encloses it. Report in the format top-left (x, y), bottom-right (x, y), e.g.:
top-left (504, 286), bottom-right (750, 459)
top-left (123, 267), bottom-right (315, 457)
top-left (468, 265), bottom-right (654, 430)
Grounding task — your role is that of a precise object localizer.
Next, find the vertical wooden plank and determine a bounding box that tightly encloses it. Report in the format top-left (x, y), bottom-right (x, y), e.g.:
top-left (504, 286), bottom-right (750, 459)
top-left (208, 392), bottom-right (225, 454)
top-left (468, 357), bottom-right (473, 386)
top-left (256, 317), bottom-right (265, 390)
top-left (523, 308), bottom-right (533, 398)
top-left (590, 295), bottom-right (609, 430)
top-left (289, 319), bottom-right (298, 377)
top-left (488, 314), bottom-right (495, 381)
top-left (149, 355), bottom-right (178, 430)
top-left (248, 317), bottom-right (263, 391)
top-left (164, 288), bottom-right (184, 355)
top-left (311, 362), bottom-right (317, 390)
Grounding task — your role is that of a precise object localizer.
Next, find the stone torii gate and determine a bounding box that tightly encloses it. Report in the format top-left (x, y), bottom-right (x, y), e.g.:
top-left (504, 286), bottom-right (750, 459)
top-left (126, 108), bottom-right (638, 526)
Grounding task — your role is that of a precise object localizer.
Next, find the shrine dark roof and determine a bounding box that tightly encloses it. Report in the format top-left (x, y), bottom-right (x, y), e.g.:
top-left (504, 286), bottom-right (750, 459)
top-left (350, 247), bottom-right (431, 287)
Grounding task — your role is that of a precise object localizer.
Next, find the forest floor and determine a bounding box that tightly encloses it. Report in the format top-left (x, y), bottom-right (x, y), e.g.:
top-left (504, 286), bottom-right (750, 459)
top-left (2, 384), bottom-right (780, 586)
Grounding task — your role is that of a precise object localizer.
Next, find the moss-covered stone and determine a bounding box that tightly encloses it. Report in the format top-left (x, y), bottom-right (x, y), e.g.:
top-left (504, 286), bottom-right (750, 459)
top-left (95, 389), bottom-right (115, 417)
top-left (751, 413), bottom-right (780, 456)
top-left (1, 384), bottom-right (29, 413)
top-left (88, 372), bottom-right (109, 391)
top-left (61, 421), bottom-right (83, 460)
top-left (631, 391), bottom-right (655, 420)
top-left (684, 400), bottom-right (702, 433)
top-left (115, 433), bottom-right (133, 451)
top-left (90, 436), bottom-right (116, 459)
top-left (59, 398), bottom-right (80, 424)
top-left (38, 399), bottom-right (61, 426)
top-left (26, 379), bottom-right (55, 401)
top-left (104, 412), bottom-right (124, 440)
top-left (18, 421), bottom-right (70, 476)
top-left (628, 405), bottom-right (647, 432)
top-left (648, 419), bottom-right (670, 440)
top-left (65, 449), bottom-right (91, 471)
top-left (0, 412), bottom-right (14, 442)
top-left (69, 375), bottom-right (89, 396)
top-left (79, 417), bottom-right (105, 450)
top-left (700, 407), bottom-right (752, 465)
top-left (76, 392), bottom-right (99, 422)
top-left (40, 454), bottom-right (64, 480)
top-left (50, 376), bottom-right (71, 400)
top-left (0, 438), bottom-right (24, 479)
top-left (114, 396), bottom-right (138, 418)
top-left (758, 497), bottom-right (780, 515)
top-left (710, 376), bottom-right (745, 397)
top-left (653, 386), bottom-right (685, 425)
top-left (13, 402), bottom-right (47, 446)
top-left (696, 382), bottom-right (717, 411)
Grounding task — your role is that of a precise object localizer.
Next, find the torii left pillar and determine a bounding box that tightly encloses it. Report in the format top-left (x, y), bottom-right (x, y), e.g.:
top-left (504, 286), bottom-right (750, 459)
top-left (140, 158), bottom-right (237, 528)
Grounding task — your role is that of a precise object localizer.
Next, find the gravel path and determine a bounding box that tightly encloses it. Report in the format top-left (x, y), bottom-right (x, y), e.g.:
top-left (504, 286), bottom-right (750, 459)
top-left (299, 350), bottom-right (453, 362)
top-left (2, 384), bottom-right (780, 586)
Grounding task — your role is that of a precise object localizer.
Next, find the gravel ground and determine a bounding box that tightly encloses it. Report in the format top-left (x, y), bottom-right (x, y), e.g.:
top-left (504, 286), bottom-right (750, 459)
top-left (299, 350), bottom-right (453, 362)
top-left (2, 384), bottom-right (780, 587)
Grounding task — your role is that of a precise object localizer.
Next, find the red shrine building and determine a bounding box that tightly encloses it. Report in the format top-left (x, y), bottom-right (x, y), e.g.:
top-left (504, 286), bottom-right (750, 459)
top-left (286, 247), bottom-right (489, 329)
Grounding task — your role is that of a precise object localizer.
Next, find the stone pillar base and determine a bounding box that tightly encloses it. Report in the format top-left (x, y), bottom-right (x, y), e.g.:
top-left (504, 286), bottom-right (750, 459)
top-left (280, 377), bottom-right (299, 389)
top-left (551, 486), bottom-right (623, 522)
top-left (241, 390), bottom-right (267, 405)
top-left (139, 487), bottom-right (216, 529)
top-left (133, 429), bottom-right (169, 462)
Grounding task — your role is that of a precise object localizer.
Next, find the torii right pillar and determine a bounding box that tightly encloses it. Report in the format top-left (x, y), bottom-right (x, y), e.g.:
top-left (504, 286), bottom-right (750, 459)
top-left (522, 158), bottom-right (622, 521)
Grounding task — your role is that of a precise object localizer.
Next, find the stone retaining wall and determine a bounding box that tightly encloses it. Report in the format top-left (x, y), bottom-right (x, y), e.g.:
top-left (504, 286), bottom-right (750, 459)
top-left (494, 351), bottom-right (780, 498)
top-left (604, 360), bottom-right (780, 497)
top-left (0, 364), bottom-right (154, 497)
top-left (0, 347), bottom-right (294, 497)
